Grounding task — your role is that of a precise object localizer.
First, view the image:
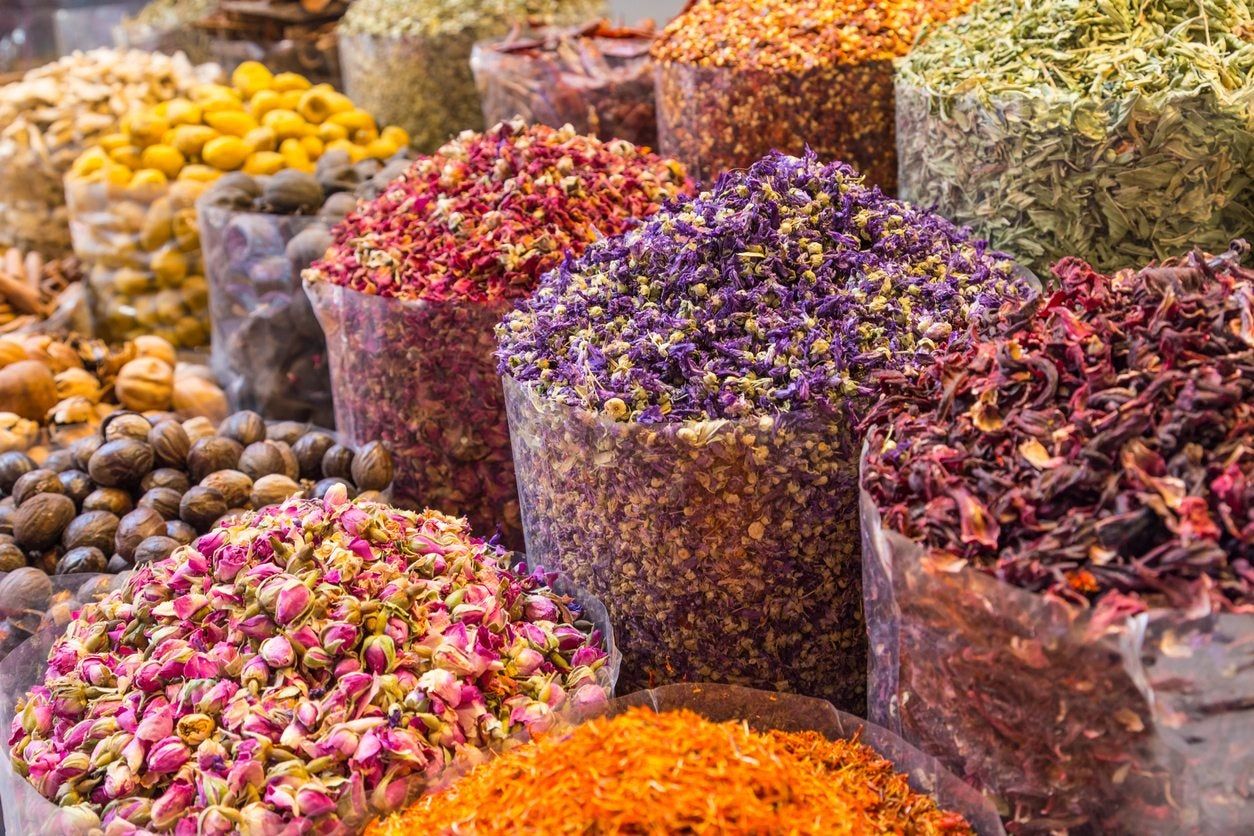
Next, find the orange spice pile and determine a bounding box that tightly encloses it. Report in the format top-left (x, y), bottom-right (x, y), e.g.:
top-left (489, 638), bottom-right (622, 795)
top-left (367, 707), bottom-right (975, 835)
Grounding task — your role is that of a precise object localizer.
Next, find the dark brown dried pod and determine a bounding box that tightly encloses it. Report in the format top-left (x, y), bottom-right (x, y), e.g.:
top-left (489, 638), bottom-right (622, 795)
top-left (165, 519), bottom-right (196, 545)
top-left (12, 470), bottom-right (64, 507)
top-left (0, 567), bottom-right (52, 615)
top-left (114, 507), bottom-right (165, 560)
top-left (321, 444), bottom-right (355, 481)
top-left (42, 449), bottom-right (77, 473)
top-left (349, 441), bottom-right (393, 492)
top-left (61, 510), bottom-right (119, 554)
top-left (148, 420), bottom-right (191, 469)
top-left (219, 411), bottom-right (266, 446)
top-left (71, 435), bottom-right (104, 471)
top-left (57, 470), bottom-right (93, 506)
top-left (251, 474), bottom-right (302, 508)
top-left (200, 470), bottom-right (252, 509)
top-left (57, 546), bottom-right (107, 574)
top-left (179, 486), bottom-right (227, 529)
top-left (266, 421), bottom-right (309, 445)
top-left (83, 488), bottom-right (133, 516)
top-left (138, 488), bottom-right (183, 521)
top-left (0, 542), bottom-right (24, 571)
top-left (133, 535), bottom-right (180, 566)
top-left (88, 439), bottom-right (155, 488)
top-left (238, 441), bottom-right (288, 480)
top-left (311, 477), bottom-right (354, 500)
top-left (187, 437), bottom-right (243, 482)
top-left (293, 432), bottom-right (336, 480)
top-left (0, 451), bottom-right (35, 494)
top-left (13, 493), bottom-right (76, 550)
top-left (102, 411), bottom-right (153, 442)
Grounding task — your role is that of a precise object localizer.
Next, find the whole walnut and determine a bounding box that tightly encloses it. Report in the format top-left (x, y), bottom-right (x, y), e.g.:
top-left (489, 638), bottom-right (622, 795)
top-left (0, 360), bottom-right (58, 421)
top-left (54, 368), bottom-right (103, 403)
top-left (132, 335), bottom-right (177, 368)
top-left (115, 357), bottom-right (175, 412)
top-left (172, 376), bottom-right (229, 424)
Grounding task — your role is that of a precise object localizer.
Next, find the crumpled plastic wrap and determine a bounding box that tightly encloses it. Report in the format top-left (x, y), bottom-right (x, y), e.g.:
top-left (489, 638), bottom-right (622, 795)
top-left (306, 281), bottom-right (520, 548)
top-left (860, 462), bottom-right (1254, 833)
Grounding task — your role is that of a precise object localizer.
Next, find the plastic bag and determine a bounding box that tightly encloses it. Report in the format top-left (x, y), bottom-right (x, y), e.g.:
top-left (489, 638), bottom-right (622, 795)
top-left (860, 461), bottom-right (1254, 833)
top-left (54, 2), bottom-right (147, 54)
top-left (66, 176), bottom-right (210, 348)
top-left (199, 201), bottom-right (334, 426)
top-left (306, 281), bottom-right (521, 548)
top-left (894, 80), bottom-right (1254, 275)
top-left (0, 572), bottom-right (123, 663)
top-left (655, 58), bottom-right (897, 188)
top-left (504, 376), bottom-right (866, 712)
top-left (471, 21), bottom-right (657, 148)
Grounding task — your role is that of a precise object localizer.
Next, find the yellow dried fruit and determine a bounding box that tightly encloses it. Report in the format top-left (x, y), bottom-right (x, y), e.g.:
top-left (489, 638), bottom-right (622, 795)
top-left (177, 164), bottom-right (221, 183)
top-left (353, 126), bottom-right (379, 145)
top-left (364, 138), bottom-right (398, 159)
top-left (249, 89), bottom-right (284, 119)
top-left (324, 139), bottom-right (365, 163)
top-left (232, 61), bottom-right (274, 97)
top-left (300, 135), bottom-right (324, 158)
top-left (151, 249), bottom-right (188, 284)
top-left (172, 208), bottom-right (199, 249)
top-left (328, 109), bottom-right (375, 132)
top-left (272, 72), bottom-right (313, 92)
top-left (244, 126), bottom-right (277, 153)
top-left (127, 112), bottom-right (170, 146)
top-left (242, 151), bottom-right (285, 175)
top-left (130, 168), bottom-right (169, 187)
top-left (200, 96), bottom-right (241, 115)
top-left (278, 138), bottom-right (312, 171)
top-left (104, 163), bottom-right (132, 186)
top-left (205, 110), bottom-right (258, 137)
top-left (381, 126), bottom-right (410, 148)
top-left (190, 83), bottom-right (240, 103)
top-left (317, 122), bottom-right (348, 143)
top-left (202, 136), bottom-right (250, 171)
top-left (115, 356), bottom-right (174, 412)
top-left (279, 90), bottom-right (306, 111)
top-left (172, 125), bottom-right (217, 157)
top-left (166, 99), bottom-right (203, 126)
top-left (108, 145), bottom-right (143, 169)
top-left (140, 144), bottom-right (185, 178)
top-left (71, 147), bottom-right (108, 177)
top-left (262, 109), bottom-right (307, 141)
top-left (98, 133), bottom-right (130, 152)
top-left (297, 89), bottom-right (352, 124)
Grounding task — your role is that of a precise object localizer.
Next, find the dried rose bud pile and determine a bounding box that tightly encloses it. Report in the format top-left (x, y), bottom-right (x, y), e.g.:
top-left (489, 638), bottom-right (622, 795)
top-left (497, 151), bottom-right (1031, 707)
top-left (8, 486), bottom-right (611, 832)
top-left (303, 119), bottom-right (689, 548)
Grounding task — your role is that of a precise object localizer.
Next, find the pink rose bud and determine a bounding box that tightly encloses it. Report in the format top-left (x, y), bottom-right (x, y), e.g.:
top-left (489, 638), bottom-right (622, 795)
top-left (363, 634), bottom-right (397, 673)
top-left (150, 781), bottom-right (195, 828)
top-left (523, 595), bottom-right (559, 622)
top-left (259, 636), bottom-right (295, 669)
top-left (295, 785), bottom-right (337, 818)
top-left (512, 647), bottom-right (545, 676)
top-left (146, 737), bottom-right (190, 773)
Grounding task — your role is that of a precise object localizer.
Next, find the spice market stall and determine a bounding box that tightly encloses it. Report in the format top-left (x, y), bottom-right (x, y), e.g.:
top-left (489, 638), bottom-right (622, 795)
top-left (862, 243), bottom-right (1254, 832)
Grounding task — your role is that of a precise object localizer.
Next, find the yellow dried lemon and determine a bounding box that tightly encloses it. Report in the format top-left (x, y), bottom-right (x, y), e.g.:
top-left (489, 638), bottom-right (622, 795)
top-left (231, 61), bottom-right (274, 98)
top-left (278, 138), bottom-right (312, 171)
top-left (317, 122), bottom-right (348, 143)
top-left (205, 110), bottom-right (258, 137)
top-left (299, 135), bottom-right (324, 158)
top-left (71, 147), bottom-right (108, 177)
top-left (140, 144), bottom-right (185, 179)
top-left (108, 145), bottom-right (143, 169)
top-left (328, 109), bottom-right (375, 133)
top-left (249, 89), bottom-right (283, 119)
top-left (98, 132), bottom-right (130, 152)
top-left (172, 125), bottom-right (217, 158)
top-left (166, 99), bottom-right (203, 127)
top-left (130, 168), bottom-right (168, 187)
top-left (189, 83), bottom-right (240, 103)
top-left (242, 151), bottom-right (285, 175)
top-left (202, 136), bottom-right (250, 171)
top-left (127, 112), bottom-right (170, 146)
top-left (381, 126), bottom-right (410, 148)
top-left (244, 126), bottom-right (278, 153)
top-left (103, 162), bottom-right (132, 186)
top-left (324, 138), bottom-right (365, 163)
top-left (151, 249), bottom-right (189, 283)
top-left (364, 138), bottom-right (398, 159)
top-left (262, 109), bottom-right (307, 141)
top-left (297, 89), bottom-right (353, 124)
top-left (271, 72), bottom-right (312, 92)
top-left (177, 165), bottom-right (221, 183)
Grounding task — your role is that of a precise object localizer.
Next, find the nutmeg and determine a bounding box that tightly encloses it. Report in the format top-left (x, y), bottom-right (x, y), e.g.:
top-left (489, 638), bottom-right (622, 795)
top-left (0, 542), bottom-right (24, 571)
top-left (321, 444), bottom-right (355, 481)
top-left (293, 432), bottom-right (335, 480)
top-left (311, 477), bottom-right (355, 500)
top-left (266, 421), bottom-right (308, 445)
top-left (238, 440), bottom-right (288, 480)
top-left (0, 451), bottom-right (35, 493)
top-left (139, 487), bottom-right (183, 520)
top-left (0, 567), bottom-right (52, 616)
top-left (58, 470), bottom-right (94, 506)
top-left (179, 486), bottom-right (227, 529)
top-left (61, 510), bottom-right (119, 554)
top-left (82, 488), bottom-right (133, 516)
top-left (115, 357), bottom-right (175, 412)
top-left (102, 411), bottom-right (153, 442)
top-left (219, 411), bottom-right (266, 446)
top-left (0, 360), bottom-right (58, 421)
top-left (200, 470), bottom-right (252, 509)
top-left (182, 416), bottom-right (217, 444)
top-left (13, 493), bottom-right (76, 550)
top-left (43, 449), bottom-right (77, 473)
top-left (355, 490), bottom-right (387, 504)
top-left (165, 519), bottom-right (196, 544)
top-left (0, 498), bottom-right (13, 534)
top-left (133, 535), bottom-right (179, 566)
top-left (148, 420), bottom-right (191, 468)
top-left (350, 441), bottom-right (393, 492)
top-left (71, 436), bottom-right (103, 471)
top-left (141, 468), bottom-right (191, 494)
top-left (115, 507), bottom-right (165, 560)
top-left (187, 436), bottom-right (243, 482)
top-left (88, 438), bottom-right (154, 488)
top-left (11, 469), bottom-right (64, 506)
top-left (57, 546), bottom-right (108, 574)
top-left (251, 474), bottom-right (302, 508)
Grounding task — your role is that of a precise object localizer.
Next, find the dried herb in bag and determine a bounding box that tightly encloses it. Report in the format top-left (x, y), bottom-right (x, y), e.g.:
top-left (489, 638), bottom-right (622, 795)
top-left (498, 151), bottom-right (1031, 708)
top-left (861, 242), bottom-right (1254, 832)
top-left (651, 0), bottom-right (972, 187)
top-left (896, 0), bottom-right (1254, 274)
top-left (305, 120), bottom-right (689, 549)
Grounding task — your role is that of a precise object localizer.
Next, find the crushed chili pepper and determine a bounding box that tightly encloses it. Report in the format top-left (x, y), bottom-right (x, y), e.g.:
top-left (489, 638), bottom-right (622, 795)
top-left (367, 706), bottom-right (975, 835)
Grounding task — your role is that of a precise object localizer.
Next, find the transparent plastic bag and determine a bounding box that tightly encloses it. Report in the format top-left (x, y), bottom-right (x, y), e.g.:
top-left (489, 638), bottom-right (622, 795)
top-left (54, 2), bottom-right (147, 55)
top-left (860, 457), bottom-right (1254, 833)
top-left (894, 80), bottom-right (1254, 275)
top-left (0, 572), bottom-right (123, 663)
top-left (199, 201), bottom-right (334, 425)
top-left (471, 22), bottom-right (657, 148)
top-left (504, 376), bottom-right (865, 711)
top-left (655, 58), bottom-right (897, 188)
top-left (66, 176), bottom-right (210, 348)
top-left (306, 281), bottom-right (521, 548)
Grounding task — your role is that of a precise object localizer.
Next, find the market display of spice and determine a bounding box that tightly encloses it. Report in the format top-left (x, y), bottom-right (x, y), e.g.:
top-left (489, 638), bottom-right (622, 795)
top-left (652, 0), bottom-right (972, 186)
top-left (861, 242), bottom-right (1254, 832)
top-left (896, 0), bottom-right (1254, 272)
top-left (472, 20), bottom-right (658, 148)
top-left (5, 487), bottom-right (614, 832)
top-left (0, 1), bottom-right (1250, 833)
top-left (499, 151), bottom-right (1031, 707)
top-left (306, 119), bottom-right (689, 547)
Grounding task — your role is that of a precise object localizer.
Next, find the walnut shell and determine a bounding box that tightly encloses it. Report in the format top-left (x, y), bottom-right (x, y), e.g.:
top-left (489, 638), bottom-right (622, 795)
top-left (172, 376), bottom-right (229, 424)
top-left (187, 437), bottom-right (243, 482)
top-left (12, 469), bottom-right (63, 506)
top-left (139, 487), bottom-right (183, 520)
top-left (350, 442), bottom-right (393, 492)
top-left (293, 432), bottom-right (335, 480)
top-left (132, 335), bottom-right (177, 368)
top-left (115, 357), bottom-right (175, 412)
top-left (61, 510), bottom-right (119, 553)
top-left (141, 468), bottom-right (191, 494)
top-left (148, 420), bottom-right (191, 469)
top-left (179, 486), bottom-right (227, 530)
top-left (82, 488), bottom-right (133, 516)
top-left (115, 508), bottom-right (166, 560)
top-left (200, 470), bottom-right (252, 509)
top-left (88, 439), bottom-right (155, 488)
top-left (251, 474), bottom-right (302, 508)
top-left (13, 492), bottom-right (76, 549)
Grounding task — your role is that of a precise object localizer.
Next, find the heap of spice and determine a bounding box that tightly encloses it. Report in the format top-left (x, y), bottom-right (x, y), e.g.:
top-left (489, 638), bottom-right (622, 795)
top-left (0, 49), bottom-right (220, 256)
top-left (305, 119), bottom-right (689, 547)
top-left (497, 151), bottom-right (1030, 707)
top-left (337, 0), bottom-right (605, 151)
top-left (650, 0), bottom-right (971, 187)
top-left (8, 487), bottom-right (612, 832)
top-left (896, 0), bottom-right (1254, 273)
top-left (369, 705), bottom-right (974, 834)
top-left (0, 246), bottom-right (84, 336)
top-left (860, 243), bottom-right (1254, 830)
top-left (471, 20), bottom-right (658, 148)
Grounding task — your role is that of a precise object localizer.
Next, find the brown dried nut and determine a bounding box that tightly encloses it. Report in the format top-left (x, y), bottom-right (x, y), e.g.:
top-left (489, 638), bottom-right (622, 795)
top-left (58, 470), bottom-right (94, 506)
top-left (173, 376), bottom-right (229, 424)
top-left (0, 340), bottom-right (27, 368)
top-left (311, 477), bottom-right (354, 500)
top-left (107, 554), bottom-right (131, 573)
top-left (13, 493), bottom-right (76, 549)
top-left (71, 436), bottom-right (103, 471)
top-left (238, 441), bottom-right (288, 480)
top-left (132, 335), bottom-right (177, 368)
top-left (133, 535), bottom-right (180, 566)
top-left (182, 416), bottom-right (217, 444)
top-left (187, 437), bottom-right (243, 482)
top-left (350, 441), bottom-right (393, 492)
top-left (0, 360), bottom-right (58, 421)
top-left (0, 498), bottom-right (13, 534)
top-left (103, 411), bottom-right (153, 442)
top-left (30, 548), bottom-right (58, 575)
top-left (83, 488), bottom-right (133, 516)
top-left (21, 338), bottom-right (80, 373)
top-left (0, 568), bottom-right (52, 616)
top-left (61, 510), bottom-right (119, 553)
top-left (148, 420), bottom-right (191, 468)
top-left (88, 438), bottom-right (155, 488)
top-left (293, 432), bottom-right (335, 480)
top-left (219, 411), bottom-right (266, 446)
top-left (356, 490), bottom-right (388, 504)
top-left (141, 468), bottom-right (191, 493)
top-left (321, 444), bottom-right (355, 481)
top-left (251, 474), bottom-right (302, 508)
top-left (274, 442), bottom-right (300, 480)
top-left (266, 421), bottom-right (308, 445)
top-left (57, 546), bottom-right (108, 574)
top-left (262, 169), bottom-right (324, 213)
top-left (139, 487), bottom-right (183, 521)
top-left (201, 470), bottom-right (252, 509)
top-left (115, 357), bottom-right (175, 412)
top-left (12, 470), bottom-right (63, 506)
top-left (165, 520), bottom-right (197, 544)
top-left (115, 508), bottom-right (165, 561)
top-left (0, 542), bottom-right (24, 571)
top-left (0, 451), bottom-right (36, 493)
top-left (44, 449), bottom-right (77, 473)
top-left (179, 486), bottom-right (227, 529)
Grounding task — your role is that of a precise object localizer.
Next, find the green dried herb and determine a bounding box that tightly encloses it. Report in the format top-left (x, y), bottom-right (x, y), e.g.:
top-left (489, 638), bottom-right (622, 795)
top-left (897, 0), bottom-right (1254, 274)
